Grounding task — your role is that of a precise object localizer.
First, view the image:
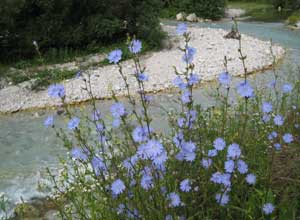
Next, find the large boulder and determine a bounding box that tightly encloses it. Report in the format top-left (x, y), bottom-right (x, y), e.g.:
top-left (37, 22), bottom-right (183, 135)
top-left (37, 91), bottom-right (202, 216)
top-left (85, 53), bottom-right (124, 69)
top-left (186, 13), bottom-right (198, 22)
top-left (176, 12), bottom-right (186, 21)
top-left (296, 21), bottom-right (300, 27)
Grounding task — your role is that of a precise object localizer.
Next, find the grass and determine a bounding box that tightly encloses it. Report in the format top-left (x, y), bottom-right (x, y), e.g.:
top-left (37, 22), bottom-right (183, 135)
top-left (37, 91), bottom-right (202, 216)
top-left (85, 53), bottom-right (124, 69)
top-left (228, 1), bottom-right (294, 22)
top-left (287, 11), bottom-right (300, 25)
top-left (0, 39), bottom-right (154, 90)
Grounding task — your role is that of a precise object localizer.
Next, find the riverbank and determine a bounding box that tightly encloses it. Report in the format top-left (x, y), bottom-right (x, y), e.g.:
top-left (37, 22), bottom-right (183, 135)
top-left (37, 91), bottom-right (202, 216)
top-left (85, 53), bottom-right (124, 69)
top-left (0, 24), bottom-right (285, 114)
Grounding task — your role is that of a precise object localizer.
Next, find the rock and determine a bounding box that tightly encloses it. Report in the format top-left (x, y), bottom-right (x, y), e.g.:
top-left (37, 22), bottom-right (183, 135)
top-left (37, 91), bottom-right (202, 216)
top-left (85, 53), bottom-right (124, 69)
top-left (197, 18), bottom-right (204, 23)
top-left (224, 30), bottom-right (241, 40)
top-left (176, 12), bottom-right (186, 21)
top-left (225, 8), bottom-right (246, 18)
top-left (204, 19), bottom-right (212, 22)
top-left (186, 13), bottom-right (198, 22)
top-left (296, 21), bottom-right (300, 27)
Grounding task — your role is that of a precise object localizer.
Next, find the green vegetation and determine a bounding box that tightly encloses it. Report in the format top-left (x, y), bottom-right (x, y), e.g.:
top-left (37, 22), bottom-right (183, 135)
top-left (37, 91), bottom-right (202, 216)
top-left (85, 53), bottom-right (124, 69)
top-left (36, 31), bottom-right (300, 220)
top-left (287, 11), bottom-right (300, 25)
top-left (160, 0), bottom-right (226, 19)
top-left (0, 0), bottom-right (164, 63)
top-left (0, 39), bottom-right (154, 90)
top-left (228, 1), bottom-right (293, 21)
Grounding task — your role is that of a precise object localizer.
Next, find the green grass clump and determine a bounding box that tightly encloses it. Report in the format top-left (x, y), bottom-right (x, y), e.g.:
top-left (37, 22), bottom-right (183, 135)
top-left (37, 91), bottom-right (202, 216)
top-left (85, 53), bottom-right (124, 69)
top-left (228, 1), bottom-right (293, 22)
top-left (287, 11), bottom-right (300, 24)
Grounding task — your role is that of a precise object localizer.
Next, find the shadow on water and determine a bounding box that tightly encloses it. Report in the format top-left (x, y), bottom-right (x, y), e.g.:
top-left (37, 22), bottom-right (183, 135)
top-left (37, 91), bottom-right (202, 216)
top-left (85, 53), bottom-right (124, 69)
top-left (0, 20), bottom-right (299, 216)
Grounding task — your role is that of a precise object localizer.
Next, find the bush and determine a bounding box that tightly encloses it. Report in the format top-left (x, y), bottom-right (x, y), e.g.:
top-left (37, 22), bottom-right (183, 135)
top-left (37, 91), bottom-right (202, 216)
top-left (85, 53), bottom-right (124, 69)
top-left (37, 23), bottom-right (300, 220)
top-left (0, 0), bottom-right (164, 62)
top-left (272, 0), bottom-right (300, 9)
top-left (163, 0), bottom-right (226, 20)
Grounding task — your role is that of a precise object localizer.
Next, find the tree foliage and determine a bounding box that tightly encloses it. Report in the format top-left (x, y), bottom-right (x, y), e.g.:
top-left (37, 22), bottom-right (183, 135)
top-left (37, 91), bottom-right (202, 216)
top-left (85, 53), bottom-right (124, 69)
top-left (0, 0), bottom-right (164, 62)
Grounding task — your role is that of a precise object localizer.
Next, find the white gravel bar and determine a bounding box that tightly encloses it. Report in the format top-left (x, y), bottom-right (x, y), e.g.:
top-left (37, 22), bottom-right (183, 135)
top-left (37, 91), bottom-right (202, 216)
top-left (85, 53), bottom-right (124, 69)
top-left (0, 25), bottom-right (284, 113)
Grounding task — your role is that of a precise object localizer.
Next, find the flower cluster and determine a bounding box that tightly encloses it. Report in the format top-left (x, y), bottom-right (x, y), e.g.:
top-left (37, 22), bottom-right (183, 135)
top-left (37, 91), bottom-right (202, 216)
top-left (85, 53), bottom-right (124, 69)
top-left (43, 23), bottom-right (300, 219)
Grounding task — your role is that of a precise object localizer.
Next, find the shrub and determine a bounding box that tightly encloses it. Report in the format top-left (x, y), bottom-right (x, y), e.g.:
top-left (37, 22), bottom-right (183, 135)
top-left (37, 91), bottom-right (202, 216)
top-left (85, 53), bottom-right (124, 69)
top-left (163, 0), bottom-right (226, 20)
top-left (41, 23), bottom-right (300, 219)
top-left (0, 0), bottom-right (164, 62)
top-left (272, 0), bottom-right (300, 9)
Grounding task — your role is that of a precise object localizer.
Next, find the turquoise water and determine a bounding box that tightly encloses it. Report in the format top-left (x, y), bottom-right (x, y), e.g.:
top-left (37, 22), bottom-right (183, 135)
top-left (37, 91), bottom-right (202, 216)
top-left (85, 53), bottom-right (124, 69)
top-left (0, 21), bottom-right (299, 214)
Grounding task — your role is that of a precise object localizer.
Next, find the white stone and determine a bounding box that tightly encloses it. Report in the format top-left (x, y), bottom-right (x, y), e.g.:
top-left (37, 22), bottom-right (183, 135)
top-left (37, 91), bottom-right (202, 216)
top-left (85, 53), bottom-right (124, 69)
top-left (176, 12), bottom-right (185, 21)
top-left (296, 21), bottom-right (300, 27)
top-left (186, 13), bottom-right (198, 22)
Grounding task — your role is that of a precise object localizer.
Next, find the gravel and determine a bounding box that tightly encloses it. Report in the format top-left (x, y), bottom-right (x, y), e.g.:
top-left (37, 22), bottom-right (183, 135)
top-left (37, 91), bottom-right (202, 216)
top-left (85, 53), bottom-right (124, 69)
top-left (0, 25), bottom-right (285, 113)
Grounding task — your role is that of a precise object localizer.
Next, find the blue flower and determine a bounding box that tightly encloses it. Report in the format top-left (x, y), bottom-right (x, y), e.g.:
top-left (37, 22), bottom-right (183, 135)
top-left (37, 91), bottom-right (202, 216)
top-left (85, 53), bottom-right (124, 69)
top-left (48, 84), bottom-right (65, 98)
top-left (262, 102), bottom-right (273, 113)
top-left (44, 116), bottom-right (54, 128)
top-left (236, 81), bottom-right (254, 98)
top-left (181, 141), bottom-right (196, 154)
top-left (246, 173), bottom-right (256, 185)
top-left (110, 102), bottom-right (126, 118)
top-left (71, 147), bottom-right (88, 161)
top-left (188, 73), bottom-right (200, 85)
top-left (177, 117), bottom-right (185, 128)
top-left (180, 179), bottom-right (191, 192)
top-left (173, 76), bottom-right (187, 90)
top-left (112, 118), bottom-right (121, 128)
top-left (237, 160), bottom-right (248, 174)
top-left (218, 72), bottom-right (231, 87)
top-left (141, 174), bottom-right (153, 190)
top-left (123, 155), bottom-right (139, 172)
top-left (227, 143), bottom-right (241, 159)
top-left (111, 179), bottom-right (126, 195)
top-left (268, 131), bottom-right (278, 140)
top-left (176, 141), bottom-right (197, 161)
top-left (262, 114), bottom-right (271, 123)
top-left (224, 160), bottom-right (235, 173)
top-left (283, 133), bottom-right (293, 144)
top-left (168, 192), bottom-right (181, 207)
top-left (213, 138), bottom-right (226, 151)
top-left (181, 90), bottom-right (192, 104)
top-left (165, 215), bottom-right (173, 220)
top-left (176, 23), bottom-right (188, 35)
top-left (173, 132), bottom-right (184, 147)
top-left (91, 156), bottom-right (106, 176)
top-left (132, 126), bottom-right (151, 143)
top-left (202, 158), bottom-right (212, 169)
top-left (137, 139), bottom-right (165, 160)
top-left (176, 150), bottom-right (196, 162)
top-left (68, 117), bottom-right (80, 130)
top-left (182, 46), bottom-right (196, 64)
top-left (274, 143), bottom-right (281, 150)
top-left (91, 109), bottom-right (102, 121)
top-left (274, 115), bottom-right (284, 126)
top-left (210, 172), bottom-right (231, 187)
top-left (262, 203), bottom-right (275, 215)
top-left (117, 203), bottom-right (125, 215)
top-left (215, 193), bottom-right (230, 206)
top-left (129, 40), bottom-right (142, 54)
top-left (282, 83), bottom-right (293, 93)
top-left (268, 80), bottom-right (276, 89)
top-left (208, 149), bottom-right (218, 157)
top-left (152, 150), bottom-right (168, 167)
top-left (137, 72), bottom-right (148, 81)
top-left (96, 123), bottom-right (105, 133)
top-left (108, 49), bottom-right (122, 64)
